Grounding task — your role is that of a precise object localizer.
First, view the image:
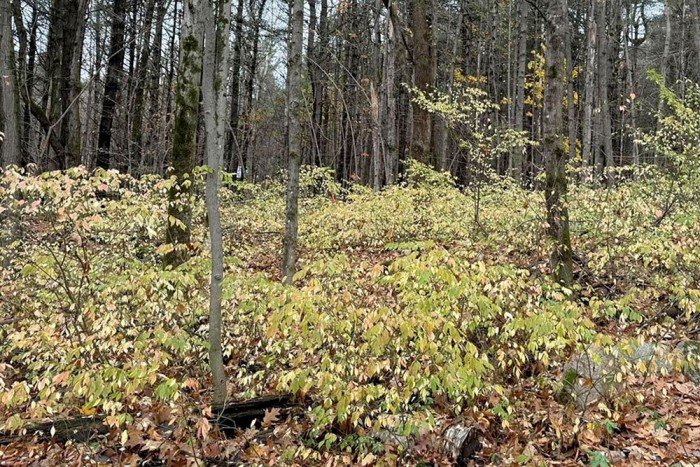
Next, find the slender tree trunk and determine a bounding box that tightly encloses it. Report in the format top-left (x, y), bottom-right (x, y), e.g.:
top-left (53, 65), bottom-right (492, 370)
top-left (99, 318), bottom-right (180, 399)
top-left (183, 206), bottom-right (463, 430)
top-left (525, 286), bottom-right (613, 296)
top-left (411, 0), bottom-right (433, 165)
top-left (201, 0), bottom-right (232, 408)
top-left (131, 0), bottom-right (156, 174)
top-left (96, 0), bottom-right (128, 169)
top-left (240, 0), bottom-right (267, 179)
top-left (0, 0), bottom-right (21, 166)
top-left (146, 0), bottom-right (166, 173)
top-left (15, 1), bottom-right (37, 163)
top-left (598, 0), bottom-right (613, 186)
top-left (66, 0), bottom-right (88, 167)
top-left (659, 0), bottom-right (672, 120)
top-left (430, 0), bottom-right (447, 170)
top-left (543, 0), bottom-right (573, 286)
top-left (282, 0), bottom-right (304, 284)
top-left (165, 0), bottom-right (203, 267)
top-left (581, 0), bottom-right (596, 173)
top-left (512, 0), bottom-right (529, 181)
top-left (383, 8), bottom-right (397, 185)
top-left (225, 0), bottom-right (245, 173)
top-left (691, 0), bottom-right (700, 82)
top-left (371, 82), bottom-right (382, 190)
top-left (565, 14), bottom-right (576, 165)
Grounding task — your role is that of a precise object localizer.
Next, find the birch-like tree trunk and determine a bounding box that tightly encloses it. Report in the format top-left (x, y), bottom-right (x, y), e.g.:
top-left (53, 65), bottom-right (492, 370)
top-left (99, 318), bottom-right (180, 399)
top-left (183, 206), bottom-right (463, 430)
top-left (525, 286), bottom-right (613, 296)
top-left (282, 0), bottom-right (305, 284)
top-left (201, 0), bottom-right (232, 408)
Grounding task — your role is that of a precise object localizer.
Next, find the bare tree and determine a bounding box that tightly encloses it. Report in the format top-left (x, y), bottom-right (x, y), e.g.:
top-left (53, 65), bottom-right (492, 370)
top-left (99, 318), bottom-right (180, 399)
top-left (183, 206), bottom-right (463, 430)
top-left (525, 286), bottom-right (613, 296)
top-left (543, 0), bottom-right (574, 285)
top-left (0, 0), bottom-right (21, 166)
top-left (282, 0), bottom-right (304, 284)
top-left (411, 0), bottom-right (434, 165)
top-left (96, 0), bottom-right (128, 169)
top-left (201, 0), bottom-right (233, 408)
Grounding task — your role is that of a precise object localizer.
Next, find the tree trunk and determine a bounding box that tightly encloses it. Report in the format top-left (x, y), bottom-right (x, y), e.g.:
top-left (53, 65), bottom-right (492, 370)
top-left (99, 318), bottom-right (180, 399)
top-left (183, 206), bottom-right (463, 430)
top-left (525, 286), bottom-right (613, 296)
top-left (201, 0), bottom-right (232, 408)
top-left (512, 0), bottom-right (529, 181)
top-left (131, 0), bottom-right (156, 174)
top-left (43, 0), bottom-right (85, 170)
top-left (371, 82), bottom-right (382, 190)
top-left (241, 0), bottom-right (268, 180)
top-left (96, 0), bottom-right (128, 169)
top-left (543, 0), bottom-right (573, 286)
top-left (383, 6), bottom-right (398, 185)
top-left (225, 0), bottom-right (245, 173)
top-left (282, 0), bottom-right (304, 284)
top-left (598, 0), bottom-right (613, 186)
top-left (165, 0), bottom-right (203, 267)
top-left (659, 0), bottom-right (672, 120)
top-left (65, 0), bottom-right (88, 168)
top-left (691, 0), bottom-right (700, 82)
top-left (581, 0), bottom-right (596, 173)
top-left (0, 0), bottom-right (21, 166)
top-left (410, 0), bottom-right (433, 166)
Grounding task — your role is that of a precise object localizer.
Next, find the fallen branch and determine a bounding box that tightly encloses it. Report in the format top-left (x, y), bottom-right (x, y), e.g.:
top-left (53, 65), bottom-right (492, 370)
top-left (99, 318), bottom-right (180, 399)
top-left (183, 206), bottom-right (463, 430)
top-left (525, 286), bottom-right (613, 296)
top-left (0, 394), bottom-right (296, 444)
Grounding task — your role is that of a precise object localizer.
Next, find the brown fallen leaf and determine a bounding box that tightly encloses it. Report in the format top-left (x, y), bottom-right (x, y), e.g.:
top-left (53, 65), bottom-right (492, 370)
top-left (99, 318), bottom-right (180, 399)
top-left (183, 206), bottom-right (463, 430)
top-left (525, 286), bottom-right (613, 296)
top-left (262, 407), bottom-right (281, 428)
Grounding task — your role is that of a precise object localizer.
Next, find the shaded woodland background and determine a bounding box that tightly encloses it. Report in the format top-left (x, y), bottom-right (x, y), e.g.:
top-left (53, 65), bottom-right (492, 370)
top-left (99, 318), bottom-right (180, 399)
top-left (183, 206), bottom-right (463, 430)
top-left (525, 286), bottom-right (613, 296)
top-left (1, 0), bottom-right (696, 184)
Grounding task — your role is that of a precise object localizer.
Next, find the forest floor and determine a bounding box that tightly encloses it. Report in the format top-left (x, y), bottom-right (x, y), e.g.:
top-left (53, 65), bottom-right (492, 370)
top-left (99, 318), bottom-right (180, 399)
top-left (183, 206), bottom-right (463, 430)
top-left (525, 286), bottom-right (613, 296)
top-left (1, 164), bottom-right (699, 465)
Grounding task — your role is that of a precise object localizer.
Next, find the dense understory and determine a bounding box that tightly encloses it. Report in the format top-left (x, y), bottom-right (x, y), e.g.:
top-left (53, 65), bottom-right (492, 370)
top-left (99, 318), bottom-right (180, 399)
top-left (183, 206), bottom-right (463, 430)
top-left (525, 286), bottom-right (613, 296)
top-left (1, 163), bottom-right (699, 465)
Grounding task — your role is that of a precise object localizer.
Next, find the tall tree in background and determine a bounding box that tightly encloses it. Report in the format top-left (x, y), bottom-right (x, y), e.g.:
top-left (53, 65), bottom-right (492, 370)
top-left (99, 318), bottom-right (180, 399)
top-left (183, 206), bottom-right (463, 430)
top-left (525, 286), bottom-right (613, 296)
top-left (97, 0), bottom-right (128, 169)
top-left (130, 0), bottom-right (157, 173)
top-left (411, 0), bottom-right (434, 166)
top-left (282, 0), bottom-right (304, 284)
top-left (201, 0), bottom-right (233, 408)
top-left (165, 0), bottom-right (203, 267)
top-left (511, 0), bottom-right (529, 181)
top-left (543, 0), bottom-right (574, 285)
top-left (40, 0), bottom-right (87, 169)
top-left (225, 0), bottom-right (245, 174)
top-left (0, 0), bottom-right (21, 167)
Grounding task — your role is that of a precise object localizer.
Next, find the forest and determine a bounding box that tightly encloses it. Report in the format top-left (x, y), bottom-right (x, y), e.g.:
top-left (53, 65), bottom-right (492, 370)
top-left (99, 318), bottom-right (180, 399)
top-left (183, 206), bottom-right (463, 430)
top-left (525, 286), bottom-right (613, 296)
top-left (1, 0), bottom-right (700, 463)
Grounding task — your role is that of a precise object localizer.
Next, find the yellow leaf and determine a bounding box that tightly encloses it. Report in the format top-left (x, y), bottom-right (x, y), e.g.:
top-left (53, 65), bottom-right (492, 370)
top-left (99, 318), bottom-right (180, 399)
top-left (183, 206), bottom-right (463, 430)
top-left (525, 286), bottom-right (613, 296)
top-left (80, 405), bottom-right (97, 416)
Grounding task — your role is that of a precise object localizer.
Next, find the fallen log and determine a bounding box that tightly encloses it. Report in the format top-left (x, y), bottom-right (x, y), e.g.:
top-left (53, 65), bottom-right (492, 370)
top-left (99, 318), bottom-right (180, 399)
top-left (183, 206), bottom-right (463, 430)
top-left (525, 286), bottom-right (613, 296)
top-left (0, 393), bottom-right (296, 444)
top-left (211, 393), bottom-right (295, 435)
top-left (0, 416), bottom-right (108, 444)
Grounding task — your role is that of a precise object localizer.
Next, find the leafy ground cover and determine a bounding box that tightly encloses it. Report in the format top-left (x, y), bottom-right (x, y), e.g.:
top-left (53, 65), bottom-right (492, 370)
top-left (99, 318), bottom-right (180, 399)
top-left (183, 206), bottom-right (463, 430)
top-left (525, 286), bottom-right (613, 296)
top-left (1, 163), bottom-right (699, 465)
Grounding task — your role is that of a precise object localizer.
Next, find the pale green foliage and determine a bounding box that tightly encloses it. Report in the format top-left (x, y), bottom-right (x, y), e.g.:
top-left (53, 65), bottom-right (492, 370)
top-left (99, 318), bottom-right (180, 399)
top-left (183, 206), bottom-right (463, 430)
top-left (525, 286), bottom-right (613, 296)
top-left (637, 71), bottom-right (700, 206)
top-left (410, 84), bottom-right (534, 183)
top-left (1, 160), bottom-right (699, 450)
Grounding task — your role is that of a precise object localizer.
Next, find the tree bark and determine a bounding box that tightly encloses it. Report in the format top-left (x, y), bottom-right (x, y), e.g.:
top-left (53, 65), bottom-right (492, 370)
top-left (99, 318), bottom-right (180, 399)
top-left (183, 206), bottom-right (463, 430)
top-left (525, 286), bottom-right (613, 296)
top-left (96, 0), bottom-right (128, 169)
top-left (164, 0), bottom-right (203, 267)
top-left (131, 0), bottom-right (156, 174)
top-left (512, 0), bottom-right (529, 181)
top-left (383, 5), bottom-right (398, 185)
top-left (241, 0), bottom-right (268, 179)
top-left (410, 0), bottom-right (434, 166)
top-left (43, 0), bottom-right (85, 170)
top-left (0, 0), bottom-right (21, 166)
top-left (282, 0), bottom-right (304, 284)
top-left (543, 0), bottom-right (573, 286)
top-left (581, 0), bottom-right (597, 173)
top-left (201, 0), bottom-right (232, 408)
top-left (225, 0), bottom-right (245, 173)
